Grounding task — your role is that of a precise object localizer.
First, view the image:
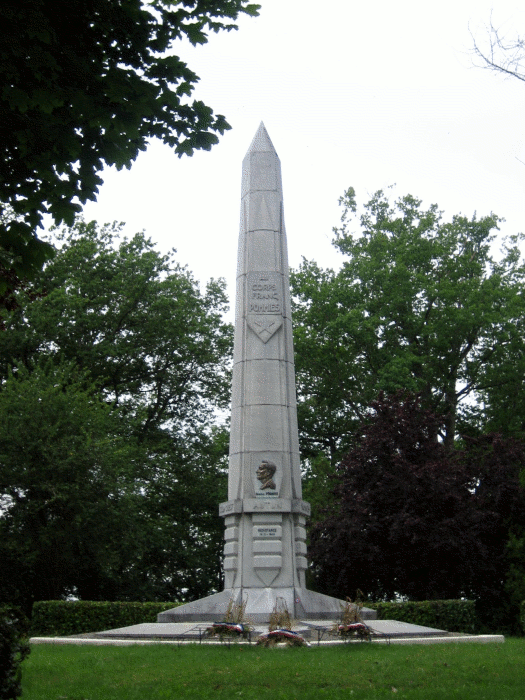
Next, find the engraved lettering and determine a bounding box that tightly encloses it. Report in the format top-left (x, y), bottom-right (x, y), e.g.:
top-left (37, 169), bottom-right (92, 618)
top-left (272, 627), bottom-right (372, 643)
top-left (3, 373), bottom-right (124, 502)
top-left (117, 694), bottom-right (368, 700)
top-left (252, 292), bottom-right (279, 300)
top-left (252, 283), bottom-right (276, 291)
top-left (246, 273), bottom-right (284, 342)
top-left (249, 303), bottom-right (281, 313)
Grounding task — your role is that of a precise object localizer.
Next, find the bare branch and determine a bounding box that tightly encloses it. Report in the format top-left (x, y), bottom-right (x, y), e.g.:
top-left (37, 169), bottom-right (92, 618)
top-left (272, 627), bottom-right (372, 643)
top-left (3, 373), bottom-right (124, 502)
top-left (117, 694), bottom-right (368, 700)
top-left (470, 14), bottom-right (525, 83)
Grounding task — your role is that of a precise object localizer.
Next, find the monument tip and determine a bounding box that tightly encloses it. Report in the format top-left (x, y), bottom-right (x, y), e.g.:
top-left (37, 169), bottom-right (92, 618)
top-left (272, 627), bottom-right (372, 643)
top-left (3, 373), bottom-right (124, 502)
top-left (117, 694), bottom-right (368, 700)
top-left (246, 121), bottom-right (277, 156)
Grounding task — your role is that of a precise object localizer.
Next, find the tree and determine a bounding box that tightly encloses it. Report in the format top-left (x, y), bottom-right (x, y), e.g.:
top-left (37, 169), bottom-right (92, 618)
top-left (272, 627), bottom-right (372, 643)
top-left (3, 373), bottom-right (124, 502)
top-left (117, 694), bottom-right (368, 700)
top-left (309, 393), bottom-right (477, 602)
top-left (0, 206), bottom-right (45, 325)
top-left (461, 432), bottom-right (525, 632)
top-left (471, 15), bottom-right (525, 83)
top-left (0, 0), bottom-right (259, 285)
top-left (0, 605), bottom-right (30, 700)
top-left (0, 361), bottom-right (142, 608)
top-left (309, 393), bottom-right (525, 629)
top-left (291, 188), bottom-right (525, 465)
top-left (0, 220), bottom-right (233, 607)
top-left (0, 219), bottom-right (232, 427)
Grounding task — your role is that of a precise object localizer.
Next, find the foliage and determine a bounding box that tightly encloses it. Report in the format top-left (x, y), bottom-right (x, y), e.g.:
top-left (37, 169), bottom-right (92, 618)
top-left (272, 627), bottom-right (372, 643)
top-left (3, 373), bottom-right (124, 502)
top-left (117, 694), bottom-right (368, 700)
top-left (0, 605), bottom-right (30, 700)
top-left (293, 187), bottom-right (525, 633)
top-left (310, 393), bottom-right (477, 601)
top-left (462, 433), bottom-right (525, 635)
top-left (0, 219), bottom-right (233, 426)
top-left (0, 361), bottom-right (139, 608)
top-left (0, 206), bottom-right (46, 326)
top-left (291, 188), bottom-right (525, 467)
top-left (0, 220), bottom-right (233, 608)
top-left (0, 0), bottom-right (259, 288)
top-left (0, 263), bottom-right (26, 329)
top-left (309, 392), bottom-right (525, 632)
top-left (370, 600), bottom-right (478, 635)
top-left (30, 601), bottom-right (181, 637)
top-left (506, 535), bottom-right (525, 626)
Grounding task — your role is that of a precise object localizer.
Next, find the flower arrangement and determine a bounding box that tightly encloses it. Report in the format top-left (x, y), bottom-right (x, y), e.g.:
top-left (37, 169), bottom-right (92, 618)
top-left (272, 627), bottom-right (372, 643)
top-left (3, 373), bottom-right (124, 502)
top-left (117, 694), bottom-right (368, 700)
top-left (333, 596), bottom-right (371, 641)
top-left (206, 597), bottom-right (252, 639)
top-left (336, 622), bottom-right (370, 639)
top-left (256, 597), bottom-right (307, 647)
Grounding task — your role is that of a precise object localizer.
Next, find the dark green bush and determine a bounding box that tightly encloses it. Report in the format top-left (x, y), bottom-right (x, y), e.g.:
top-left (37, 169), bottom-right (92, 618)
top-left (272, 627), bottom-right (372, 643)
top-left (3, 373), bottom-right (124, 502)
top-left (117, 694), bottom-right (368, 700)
top-left (0, 605), bottom-right (30, 700)
top-left (31, 600), bottom-right (181, 636)
top-left (473, 597), bottom-right (523, 636)
top-left (368, 599), bottom-right (478, 634)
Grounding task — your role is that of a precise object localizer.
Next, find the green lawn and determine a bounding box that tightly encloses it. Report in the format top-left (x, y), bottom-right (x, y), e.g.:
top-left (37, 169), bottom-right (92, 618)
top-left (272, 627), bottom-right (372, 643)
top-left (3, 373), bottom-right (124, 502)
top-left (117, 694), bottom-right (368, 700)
top-left (22, 639), bottom-right (524, 700)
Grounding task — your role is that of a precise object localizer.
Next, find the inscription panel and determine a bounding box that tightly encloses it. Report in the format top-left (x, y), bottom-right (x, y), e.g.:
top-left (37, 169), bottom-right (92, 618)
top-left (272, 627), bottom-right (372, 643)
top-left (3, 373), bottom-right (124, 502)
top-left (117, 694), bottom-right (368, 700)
top-left (252, 526), bottom-right (282, 539)
top-left (218, 500), bottom-right (242, 516)
top-left (252, 513), bottom-right (283, 524)
top-left (253, 540), bottom-right (282, 554)
top-left (246, 272), bottom-right (283, 343)
top-left (243, 498), bottom-right (291, 513)
top-left (247, 272), bottom-right (282, 313)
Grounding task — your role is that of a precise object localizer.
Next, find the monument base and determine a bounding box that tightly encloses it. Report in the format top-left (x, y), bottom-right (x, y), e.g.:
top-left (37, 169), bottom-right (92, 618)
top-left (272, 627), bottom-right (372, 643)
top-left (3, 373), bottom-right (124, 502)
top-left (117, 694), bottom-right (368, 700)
top-left (157, 587), bottom-right (376, 624)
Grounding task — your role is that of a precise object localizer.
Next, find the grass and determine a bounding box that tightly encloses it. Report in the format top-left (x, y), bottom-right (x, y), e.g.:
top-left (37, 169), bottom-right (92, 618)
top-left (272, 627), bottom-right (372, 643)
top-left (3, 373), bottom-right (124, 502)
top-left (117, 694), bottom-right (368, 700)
top-left (22, 639), bottom-right (525, 700)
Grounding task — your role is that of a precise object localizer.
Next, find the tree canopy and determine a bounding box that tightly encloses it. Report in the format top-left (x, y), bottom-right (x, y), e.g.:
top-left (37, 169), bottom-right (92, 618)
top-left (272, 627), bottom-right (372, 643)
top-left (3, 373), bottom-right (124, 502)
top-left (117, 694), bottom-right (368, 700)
top-left (0, 220), bottom-right (233, 608)
top-left (309, 392), bottom-right (525, 631)
top-left (291, 187), bottom-right (525, 465)
top-left (292, 188), bottom-right (525, 628)
top-left (0, 0), bottom-right (259, 286)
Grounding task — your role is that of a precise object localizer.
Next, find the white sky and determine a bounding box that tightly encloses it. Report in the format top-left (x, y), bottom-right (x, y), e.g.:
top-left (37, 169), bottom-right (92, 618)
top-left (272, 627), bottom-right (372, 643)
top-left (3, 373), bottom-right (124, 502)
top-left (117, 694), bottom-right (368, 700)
top-left (81, 0), bottom-right (525, 320)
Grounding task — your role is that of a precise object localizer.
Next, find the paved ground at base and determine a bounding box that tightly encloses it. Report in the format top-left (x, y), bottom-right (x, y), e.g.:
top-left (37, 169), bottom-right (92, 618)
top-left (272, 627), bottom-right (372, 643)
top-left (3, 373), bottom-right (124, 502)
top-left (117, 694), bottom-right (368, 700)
top-left (29, 619), bottom-right (505, 646)
top-left (92, 619), bottom-right (448, 640)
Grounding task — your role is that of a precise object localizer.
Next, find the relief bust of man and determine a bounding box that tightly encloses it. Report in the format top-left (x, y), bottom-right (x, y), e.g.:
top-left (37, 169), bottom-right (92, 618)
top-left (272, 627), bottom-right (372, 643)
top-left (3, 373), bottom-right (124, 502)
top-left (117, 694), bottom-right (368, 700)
top-left (256, 460), bottom-right (277, 490)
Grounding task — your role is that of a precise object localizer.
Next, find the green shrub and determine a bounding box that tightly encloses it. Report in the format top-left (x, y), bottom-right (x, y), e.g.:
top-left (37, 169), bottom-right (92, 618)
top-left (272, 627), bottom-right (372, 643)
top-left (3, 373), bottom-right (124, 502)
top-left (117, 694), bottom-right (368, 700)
top-left (474, 597), bottom-right (522, 636)
top-left (520, 600), bottom-right (525, 635)
top-left (31, 601), bottom-right (181, 636)
top-left (0, 605), bottom-right (30, 700)
top-left (368, 599), bottom-right (478, 633)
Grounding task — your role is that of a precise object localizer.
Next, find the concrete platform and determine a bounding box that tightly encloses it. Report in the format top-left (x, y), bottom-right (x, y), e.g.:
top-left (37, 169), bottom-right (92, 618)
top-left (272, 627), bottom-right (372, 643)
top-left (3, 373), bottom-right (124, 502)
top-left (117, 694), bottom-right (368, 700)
top-left (91, 619), bottom-right (448, 641)
top-left (303, 619), bottom-right (449, 638)
top-left (29, 619), bottom-right (505, 646)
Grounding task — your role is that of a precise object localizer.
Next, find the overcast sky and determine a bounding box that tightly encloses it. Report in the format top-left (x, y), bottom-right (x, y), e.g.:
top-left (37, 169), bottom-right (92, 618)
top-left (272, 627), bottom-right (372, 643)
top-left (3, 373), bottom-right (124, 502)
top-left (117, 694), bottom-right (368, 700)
top-left (80, 0), bottom-right (524, 319)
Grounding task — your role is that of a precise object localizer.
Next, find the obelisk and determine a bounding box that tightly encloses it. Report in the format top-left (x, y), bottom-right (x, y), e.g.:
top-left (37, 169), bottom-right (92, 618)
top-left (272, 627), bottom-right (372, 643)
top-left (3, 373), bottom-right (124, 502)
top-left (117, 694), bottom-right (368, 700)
top-left (158, 124), bottom-right (376, 623)
top-left (216, 122), bottom-right (310, 619)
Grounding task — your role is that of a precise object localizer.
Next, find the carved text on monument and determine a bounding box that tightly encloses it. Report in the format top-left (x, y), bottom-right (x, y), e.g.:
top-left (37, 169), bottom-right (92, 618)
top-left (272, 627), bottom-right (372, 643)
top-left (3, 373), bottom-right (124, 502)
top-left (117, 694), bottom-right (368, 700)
top-left (246, 272), bottom-right (283, 342)
top-left (254, 527), bottom-right (281, 537)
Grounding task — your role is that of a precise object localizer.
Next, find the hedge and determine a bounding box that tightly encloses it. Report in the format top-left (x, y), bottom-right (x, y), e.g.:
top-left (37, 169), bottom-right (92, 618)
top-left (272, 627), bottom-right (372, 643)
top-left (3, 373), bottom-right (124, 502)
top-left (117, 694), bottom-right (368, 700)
top-left (29, 598), bottom-right (523, 637)
top-left (368, 599), bottom-right (478, 634)
top-left (31, 601), bottom-right (181, 637)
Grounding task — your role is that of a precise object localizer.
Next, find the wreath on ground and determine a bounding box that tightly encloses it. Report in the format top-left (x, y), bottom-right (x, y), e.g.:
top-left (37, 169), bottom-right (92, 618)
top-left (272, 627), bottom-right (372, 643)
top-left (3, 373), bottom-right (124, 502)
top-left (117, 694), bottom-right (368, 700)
top-left (332, 596), bottom-right (371, 641)
top-left (336, 622), bottom-right (371, 640)
top-left (206, 622), bottom-right (250, 639)
top-left (256, 628), bottom-right (307, 647)
top-left (206, 598), bottom-right (252, 639)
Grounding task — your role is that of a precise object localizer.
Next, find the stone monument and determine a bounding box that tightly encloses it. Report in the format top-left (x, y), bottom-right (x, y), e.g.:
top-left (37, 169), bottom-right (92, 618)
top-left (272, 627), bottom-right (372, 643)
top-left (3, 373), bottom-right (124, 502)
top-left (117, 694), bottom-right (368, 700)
top-left (159, 123), bottom-right (375, 623)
